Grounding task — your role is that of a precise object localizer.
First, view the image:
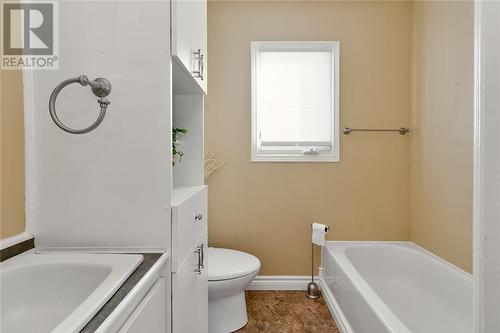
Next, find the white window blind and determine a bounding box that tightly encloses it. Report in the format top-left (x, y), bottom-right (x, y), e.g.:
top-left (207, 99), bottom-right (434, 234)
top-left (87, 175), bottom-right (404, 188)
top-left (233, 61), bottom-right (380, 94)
top-left (251, 41), bottom-right (340, 162)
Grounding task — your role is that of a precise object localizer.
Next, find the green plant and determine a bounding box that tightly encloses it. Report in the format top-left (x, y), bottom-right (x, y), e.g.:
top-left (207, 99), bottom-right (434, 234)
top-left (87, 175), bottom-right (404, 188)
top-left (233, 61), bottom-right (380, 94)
top-left (172, 127), bottom-right (188, 165)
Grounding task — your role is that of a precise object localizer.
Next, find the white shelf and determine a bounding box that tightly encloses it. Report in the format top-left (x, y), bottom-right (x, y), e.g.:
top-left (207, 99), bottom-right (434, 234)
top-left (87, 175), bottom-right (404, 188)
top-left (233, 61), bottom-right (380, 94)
top-left (171, 185), bottom-right (206, 207)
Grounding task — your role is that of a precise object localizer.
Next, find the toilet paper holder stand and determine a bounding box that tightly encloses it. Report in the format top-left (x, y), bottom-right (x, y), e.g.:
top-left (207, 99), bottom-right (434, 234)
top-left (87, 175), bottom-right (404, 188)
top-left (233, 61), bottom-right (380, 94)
top-left (307, 224), bottom-right (330, 300)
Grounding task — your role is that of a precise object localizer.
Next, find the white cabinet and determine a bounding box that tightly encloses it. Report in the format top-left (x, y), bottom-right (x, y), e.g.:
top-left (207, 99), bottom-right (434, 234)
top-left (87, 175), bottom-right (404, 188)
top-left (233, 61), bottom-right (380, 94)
top-left (172, 229), bottom-right (208, 333)
top-left (119, 279), bottom-right (166, 333)
top-left (171, 186), bottom-right (207, 271)
top-left (170, 1), bottom-right (207, 330)
top-left (171, 0), bottom-right (207, 94)
top-left (171, 186), bottom-right (208, 333)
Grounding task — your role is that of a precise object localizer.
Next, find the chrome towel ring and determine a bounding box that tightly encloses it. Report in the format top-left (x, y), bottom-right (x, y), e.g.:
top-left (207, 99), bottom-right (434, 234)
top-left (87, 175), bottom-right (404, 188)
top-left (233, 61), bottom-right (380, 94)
top-left (49, 75), bottom-right (112, 134)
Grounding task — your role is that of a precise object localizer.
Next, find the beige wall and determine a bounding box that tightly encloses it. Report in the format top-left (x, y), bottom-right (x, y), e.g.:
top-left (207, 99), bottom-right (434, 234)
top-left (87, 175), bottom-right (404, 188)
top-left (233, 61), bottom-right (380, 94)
top-left (410, 1), bottom-right (474, 272)
top-left (206, 1), bottom-right (412, 275)
top-left (0, 1), bottom-right (473, 275)
top-left (0, 69), bottom-right (25, 239)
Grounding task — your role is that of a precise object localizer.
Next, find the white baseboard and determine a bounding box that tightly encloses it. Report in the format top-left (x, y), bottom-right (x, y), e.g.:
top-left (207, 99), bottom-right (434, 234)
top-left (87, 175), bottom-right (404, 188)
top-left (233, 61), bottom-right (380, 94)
top-left (246, 275), bottom-right (319, 291)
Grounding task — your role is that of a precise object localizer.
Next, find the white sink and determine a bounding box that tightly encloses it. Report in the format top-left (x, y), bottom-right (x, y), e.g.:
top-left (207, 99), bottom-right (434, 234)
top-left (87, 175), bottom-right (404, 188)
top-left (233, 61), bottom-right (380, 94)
top-left (0, 253), bottom-right (142, 333)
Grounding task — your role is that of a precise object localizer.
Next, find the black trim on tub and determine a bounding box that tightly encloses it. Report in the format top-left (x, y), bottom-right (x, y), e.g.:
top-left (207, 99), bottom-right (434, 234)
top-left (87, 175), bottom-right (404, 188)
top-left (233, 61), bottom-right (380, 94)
top-left (80, 253), bottom-right (163, 333)
top-left (0, 237), bottom-right (35, 262)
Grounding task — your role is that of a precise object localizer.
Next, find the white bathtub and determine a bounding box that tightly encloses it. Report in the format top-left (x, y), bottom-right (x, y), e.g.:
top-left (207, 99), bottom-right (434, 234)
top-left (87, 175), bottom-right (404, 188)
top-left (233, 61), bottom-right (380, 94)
top-left (1, 253), bottom-right (142, 333)
top-left (319, 242), bottom-right (472, 333)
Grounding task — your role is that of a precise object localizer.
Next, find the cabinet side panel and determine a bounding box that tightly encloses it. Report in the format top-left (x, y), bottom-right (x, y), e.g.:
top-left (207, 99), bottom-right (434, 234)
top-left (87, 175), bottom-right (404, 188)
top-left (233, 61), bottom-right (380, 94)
top-left (25, 1), bottom-right (172, 249)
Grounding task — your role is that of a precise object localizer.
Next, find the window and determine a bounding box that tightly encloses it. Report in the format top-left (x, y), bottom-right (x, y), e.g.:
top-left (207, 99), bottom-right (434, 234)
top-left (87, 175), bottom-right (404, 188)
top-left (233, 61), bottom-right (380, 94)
top-left (251, 41), bottom-right (340, 162)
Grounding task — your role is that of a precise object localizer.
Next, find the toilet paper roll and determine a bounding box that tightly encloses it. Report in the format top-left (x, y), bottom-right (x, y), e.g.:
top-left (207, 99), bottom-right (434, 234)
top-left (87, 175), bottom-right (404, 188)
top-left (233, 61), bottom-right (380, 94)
top-left (312, 223), bottom-right (329, 246)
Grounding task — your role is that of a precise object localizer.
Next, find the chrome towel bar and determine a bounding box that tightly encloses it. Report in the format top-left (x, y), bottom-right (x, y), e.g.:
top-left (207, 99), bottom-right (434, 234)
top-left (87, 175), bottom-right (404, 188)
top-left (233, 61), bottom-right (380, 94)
top-left (343, 127), bottom-right (410, 135)
top-left (49, 75), bottom-right (112, 134)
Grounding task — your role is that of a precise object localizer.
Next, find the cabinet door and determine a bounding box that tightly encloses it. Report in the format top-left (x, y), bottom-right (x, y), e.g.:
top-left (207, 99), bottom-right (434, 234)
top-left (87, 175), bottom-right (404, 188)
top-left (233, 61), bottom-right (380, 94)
top-left (119, 279), bottom-right (165, 333)
top-left (172, 244), bottom-right (201, 333)
top-left (172, 231), bottom-right (208, 333)
top-left (196, 229), bottom-right (208, 333)
top-left (172, 0), bottom-right (207, 94)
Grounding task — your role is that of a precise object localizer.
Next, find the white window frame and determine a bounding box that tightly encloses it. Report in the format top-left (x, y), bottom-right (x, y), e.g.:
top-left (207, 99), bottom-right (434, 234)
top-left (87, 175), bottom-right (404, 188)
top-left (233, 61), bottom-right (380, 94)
top-left (251, 41), bottom-right (340, 162)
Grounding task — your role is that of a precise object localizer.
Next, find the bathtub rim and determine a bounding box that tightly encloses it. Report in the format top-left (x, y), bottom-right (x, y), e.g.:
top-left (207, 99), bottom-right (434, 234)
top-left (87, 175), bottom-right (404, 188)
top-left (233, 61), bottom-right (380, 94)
top-left (323, 241), bottom-right (472, 278)
top-left (319, 241), bottom-right (472, 333)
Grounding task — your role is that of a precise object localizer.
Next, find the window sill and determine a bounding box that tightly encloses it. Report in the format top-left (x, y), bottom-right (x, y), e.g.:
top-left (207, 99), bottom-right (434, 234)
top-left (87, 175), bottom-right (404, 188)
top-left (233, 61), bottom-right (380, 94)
top-left (250, 156), bottom-right (340, 163)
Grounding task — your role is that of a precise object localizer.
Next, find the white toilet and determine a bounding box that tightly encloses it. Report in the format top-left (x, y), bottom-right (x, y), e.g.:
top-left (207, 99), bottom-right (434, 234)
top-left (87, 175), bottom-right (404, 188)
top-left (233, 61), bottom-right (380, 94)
top-left (208, 248), bottom-right (261, 333)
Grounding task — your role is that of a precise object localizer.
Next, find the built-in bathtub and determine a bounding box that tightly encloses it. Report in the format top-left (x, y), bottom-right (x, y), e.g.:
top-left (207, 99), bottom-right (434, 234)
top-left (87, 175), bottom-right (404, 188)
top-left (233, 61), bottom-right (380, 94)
top-left (319, 242), bottom-right (472, 333)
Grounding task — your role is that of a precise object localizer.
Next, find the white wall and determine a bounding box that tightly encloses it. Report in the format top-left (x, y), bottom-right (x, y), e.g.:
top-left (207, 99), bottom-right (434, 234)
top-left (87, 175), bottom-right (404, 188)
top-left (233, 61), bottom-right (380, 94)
top-left (24, 1), bottom-right (172, 250)
top-left (474, 1), bottom-right (500, 331)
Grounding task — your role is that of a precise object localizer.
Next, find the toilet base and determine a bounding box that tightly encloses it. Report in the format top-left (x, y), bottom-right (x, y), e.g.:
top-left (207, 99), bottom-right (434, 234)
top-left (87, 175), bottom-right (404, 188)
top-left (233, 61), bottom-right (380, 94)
top-left (208, 291), bottom-right (248, 333)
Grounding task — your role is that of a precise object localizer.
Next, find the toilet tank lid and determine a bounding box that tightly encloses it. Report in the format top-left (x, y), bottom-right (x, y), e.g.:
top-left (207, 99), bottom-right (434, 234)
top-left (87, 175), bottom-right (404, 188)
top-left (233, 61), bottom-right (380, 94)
top-left (208, 248), bottom-right (261, 281)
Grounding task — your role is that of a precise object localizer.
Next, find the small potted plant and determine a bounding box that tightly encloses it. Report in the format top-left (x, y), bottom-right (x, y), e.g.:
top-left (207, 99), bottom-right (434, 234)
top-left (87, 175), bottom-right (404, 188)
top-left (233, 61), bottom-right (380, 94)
top-left (172, 127), bottom-right (188, 165)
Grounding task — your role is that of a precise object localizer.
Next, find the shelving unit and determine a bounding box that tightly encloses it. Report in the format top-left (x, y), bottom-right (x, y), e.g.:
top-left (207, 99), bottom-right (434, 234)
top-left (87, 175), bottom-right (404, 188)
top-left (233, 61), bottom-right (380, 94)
top-left (170, 84), bottom-right (208, 331)
top-left (170, 0), bottom-right (208, 329)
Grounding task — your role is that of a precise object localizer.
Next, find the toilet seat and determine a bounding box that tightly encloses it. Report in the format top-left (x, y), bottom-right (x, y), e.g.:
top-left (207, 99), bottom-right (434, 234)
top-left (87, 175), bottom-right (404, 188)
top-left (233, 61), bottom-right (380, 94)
top-left (208, 248), bottom-right (260, 281)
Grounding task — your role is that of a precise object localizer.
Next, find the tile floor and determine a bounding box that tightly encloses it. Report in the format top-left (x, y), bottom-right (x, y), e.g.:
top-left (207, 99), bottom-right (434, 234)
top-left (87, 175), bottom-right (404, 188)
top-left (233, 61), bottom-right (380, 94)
top-left (236, 291), bottom-right (340, 333)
